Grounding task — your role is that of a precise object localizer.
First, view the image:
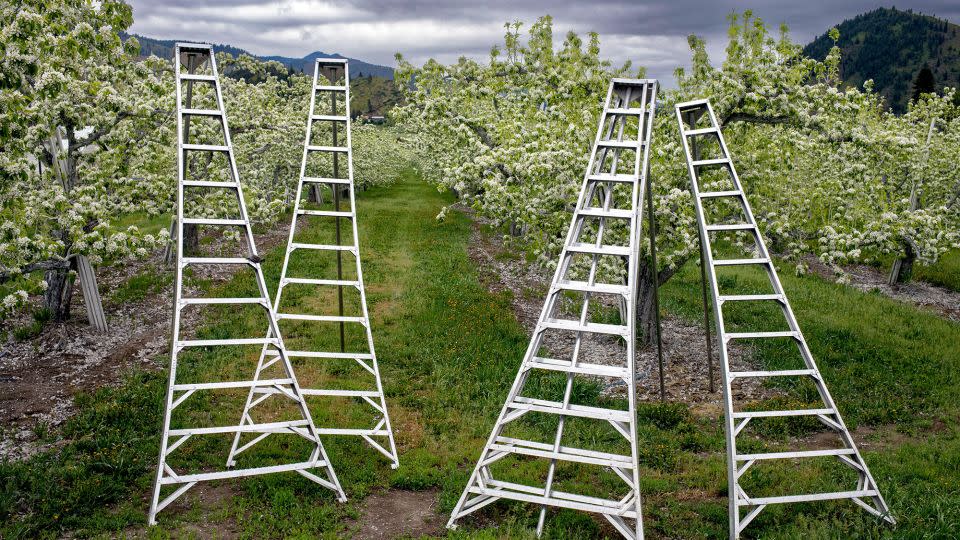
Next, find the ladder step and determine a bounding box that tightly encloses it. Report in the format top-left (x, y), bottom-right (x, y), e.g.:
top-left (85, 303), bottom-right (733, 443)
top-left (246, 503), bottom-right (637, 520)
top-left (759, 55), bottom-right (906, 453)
top-left (526, 357), bottom-right (630, 379)
top-left (732, 408), bottom-right (835, 419)
top-left (179, 74), bottom-right (216, 82)
top-left (510, 396), bottom-right (632, 423)
top-left (306, 145), bottom-right (349, 153)
top-left (737, 448), bottom-right (856, 461)
top-left (726, 331), bottom-right (799, 340)
top-left (181, 218), bottom-right (246, 226)
top-left (182, 143), bottom-right (230, 152)
top-left (587, 173), bottom-right (636, 184)
top-left (177, 338), bottom-right (279, 348)
top-left (577, 208), bottom-right (634, 220)
top-left (315, 85), bottom-right (347, 91)
top-left (540, 318), bottom-right (630, 337)
top-left (302, 176), bottom-right (351, 185)
top-left (469, 479), bottom-right (638, 519)
top-left (566, 243), bottom-right (631, 257)
top-left (699, 190), bottom-right (741, 198)
top-left (692, 158), bottom-right (729, 167)
top-left (730, 369), bottom-right (817, 378)
top-left (684, 127), bottom-right (718, 136)
top-left (282, 277), bottom-right (359, 287)
top-left (297, 209), bottom-right (353, 218)
top-left (718, 294), bottom-right (783, 302)
top-left (738, 489), bottom-right (878, 507)
top-left (180, 297), bottom-right (266, 306)
top-left (300, 389), bottom-right (380, 397)
top-left (181, 257), bottom-right (256, 266)
top-left (177, 42), bottom-right (212, 51)
top-left (315, 428), bottom-right (390, 436)
top-left (597, 140), bottom-right (640, 149)
top-left (606, 107), bottom-right (645, 115)
top-left (290, 242), bottom-right (356, 252)
top-left (182, 180), bottom-right (238, 188)
top-left (712, 257), bottom-right (770, 266)
top-left (172, 379), bottom-right (293, 391)
top-left (168, 419), bottom-right (308, 437)
top-left (705, 223), bottom-right (755, 232)
top-left (554, 279), bottom-right (629, 296)
top-left (276, 313), bottom-right (365, 323)
top-left (285, 351), bottom-right (373, 360)
top-left (181, 108), bottom-right (222, 116)
top-left (488, 436), bottom-right (633, 468)
top-left (311, 114), bottom-right (348, 122)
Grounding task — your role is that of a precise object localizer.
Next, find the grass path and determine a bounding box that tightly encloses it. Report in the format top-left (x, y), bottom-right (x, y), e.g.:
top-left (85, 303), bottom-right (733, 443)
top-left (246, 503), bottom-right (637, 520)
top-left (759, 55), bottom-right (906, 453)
top-left (1, 169), bottom-right (959, 538)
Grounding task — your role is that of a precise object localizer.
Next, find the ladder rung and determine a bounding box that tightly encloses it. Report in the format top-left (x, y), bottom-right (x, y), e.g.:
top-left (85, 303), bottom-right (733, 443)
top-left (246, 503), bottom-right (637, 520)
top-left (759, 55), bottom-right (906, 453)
top-left (577, 208), bottom-right (634, 220)
top-left (297, 209), bottom-right (353, 218)
top-left (179, 74), bottom-right (216, 82)
top-left (172, 379), bottom-right (293, 391)
top-left (685, 127), bottom-right (718, 136)
top-left (588, 173), bottom-right (636, 184)
top-left (306, 145), bottom-right (349, 153)
top-left (315, 428), bottom-right (390, 436)
top-left (737, 490), bottom-right (877, 507)
top-left (699, 190), bottom-right (741, 198)
top-left (566, 243), bottom-right (631, 257)
top-left (311, 114), bottom-right (348, 122)
top-left (730, 369), bottom-right (816, 378)
top-left (691, 158), bottom-right (729, 167)
top-left (732, 408), bottom-right (835, 419)
top-left (597, 140), bottom-right (640, 149)
top-left (469, 480), bottom-right (637, 519)
top-left (290, 242), bottom-right (356, 252)
top-left (300, 389), bottom-right (380, 397)
top-left (181, 218), bottom-right (246, 226)
top-left (718, 294), bottom-right (783, 302)
top-left (712, 257), bottom-right (770, 266)
top-left (168, 419), bottom-right (307, 437)
top-left (285, 351), bottom-right (373, 360)
top-left (276, 313), bottom-right (365, 323)
top-left (315, 85), bottom-right (347, 91)
top-left (182, 180), bottom-right (237, 188)
top-left (726, 331), bottom-right (799, 340)
top-left (181, 257), bottom-right (256, 266)
top-left (540, 318), bottom-right (630, 337)
top-left (526, 357), bottom-right (630, 379)
top-left (177, 338), bottom-right (279, 348)
top-left (606, 107), bottom-right (645, 115)
top-left (554, 280), bottom-right (629, 296)
top-left (489, 437), bottom-right (633, 468)
top-left (302, 176), bottom-right (351, 185)
top-left (706, 223), bottom-right (755, 232)
top-left (180, 297), bottom-right (266, 306)
top-left (509, 397), bottom-right (632, 423)
top-left (181, 108), bottom-right (222, 116)
top-left (282, 277), bottom-right (359, 287)
top-left (737, 448), bottom-right (856, 461)
top-left (182, 143), bottom-right (230, 152)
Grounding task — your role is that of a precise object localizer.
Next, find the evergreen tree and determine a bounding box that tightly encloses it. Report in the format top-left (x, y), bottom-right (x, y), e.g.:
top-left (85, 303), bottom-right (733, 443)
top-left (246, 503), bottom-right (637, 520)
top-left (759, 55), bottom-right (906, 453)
top-left (912, 64), bottom-right (936, 101)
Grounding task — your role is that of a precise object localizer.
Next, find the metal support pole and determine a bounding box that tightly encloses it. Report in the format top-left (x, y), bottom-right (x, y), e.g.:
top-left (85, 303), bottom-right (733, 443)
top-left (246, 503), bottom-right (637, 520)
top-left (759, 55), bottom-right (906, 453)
top-left (688, 111), bottom-right (715, 393)
top-left (331, 76), bottom-right (345, 352)
top-left (644, 175), bottom-right (666, 401)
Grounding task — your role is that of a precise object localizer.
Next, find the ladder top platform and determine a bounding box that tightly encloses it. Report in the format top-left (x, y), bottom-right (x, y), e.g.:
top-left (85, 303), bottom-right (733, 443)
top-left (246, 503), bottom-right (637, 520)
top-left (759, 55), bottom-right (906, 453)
top-left (176, 42), bottom-right (213, 51)
top-left (610, 77), bottom-right (657, 85)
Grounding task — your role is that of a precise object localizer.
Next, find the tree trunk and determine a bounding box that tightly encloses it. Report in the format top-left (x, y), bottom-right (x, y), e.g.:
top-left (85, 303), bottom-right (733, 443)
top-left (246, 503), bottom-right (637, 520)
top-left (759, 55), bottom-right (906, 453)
top-left (635, 260), bottom-right (658, 346)
top-left (44, 261), bottom-right (75, 321)
top-left (309, 184), bottom-right (325, 204)
top-left (183, 223), bottom-right (199, 255)
top-left (888, 238), bottom-right (917, 285)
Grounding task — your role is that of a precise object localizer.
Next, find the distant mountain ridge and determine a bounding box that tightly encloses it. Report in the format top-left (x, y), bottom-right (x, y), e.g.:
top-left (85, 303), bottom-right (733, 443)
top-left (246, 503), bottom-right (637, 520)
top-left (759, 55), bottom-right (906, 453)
top-left (804, 7), bottom-right (960, 112)
top-left (124, 33), bottom-right (394, 79)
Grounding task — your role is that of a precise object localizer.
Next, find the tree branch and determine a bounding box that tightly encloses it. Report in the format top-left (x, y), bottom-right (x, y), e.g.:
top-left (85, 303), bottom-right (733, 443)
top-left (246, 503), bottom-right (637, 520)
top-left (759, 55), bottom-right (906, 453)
top-left (0, 259), bottom-right (70, 283)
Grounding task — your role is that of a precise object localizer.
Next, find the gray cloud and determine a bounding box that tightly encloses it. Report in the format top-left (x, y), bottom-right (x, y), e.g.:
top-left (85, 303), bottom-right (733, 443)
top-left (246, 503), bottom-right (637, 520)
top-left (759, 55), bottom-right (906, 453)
top-left (128, 1), bottom-right (960, 83)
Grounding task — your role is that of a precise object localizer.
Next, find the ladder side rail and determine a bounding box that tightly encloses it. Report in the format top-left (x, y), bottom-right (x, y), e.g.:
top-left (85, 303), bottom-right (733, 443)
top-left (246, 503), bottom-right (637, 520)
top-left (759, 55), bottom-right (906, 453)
top-left (675, 102), bottom-right (740, 538)
top-left (447, 80), bottom-right (618, 528)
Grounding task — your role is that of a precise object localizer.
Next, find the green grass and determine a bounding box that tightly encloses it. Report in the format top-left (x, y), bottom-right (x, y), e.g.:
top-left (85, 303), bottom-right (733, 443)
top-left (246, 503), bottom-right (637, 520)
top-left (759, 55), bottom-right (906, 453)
top-left (2, 169), bottom-right (959, 538)
top-left (916, 249), bottom-right (960, 292)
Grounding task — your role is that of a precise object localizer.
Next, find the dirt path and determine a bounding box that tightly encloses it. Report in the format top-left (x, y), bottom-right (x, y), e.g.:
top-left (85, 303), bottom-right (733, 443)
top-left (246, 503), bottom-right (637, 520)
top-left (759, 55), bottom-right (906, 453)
top-left (0, 221), bottom-right (291, 461)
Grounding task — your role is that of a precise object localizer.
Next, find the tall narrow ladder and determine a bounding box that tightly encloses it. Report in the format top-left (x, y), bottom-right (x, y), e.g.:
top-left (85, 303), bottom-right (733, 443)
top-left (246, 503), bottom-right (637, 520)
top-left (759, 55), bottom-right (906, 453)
top-left (674, 99), bottom-right (894, 538)
top-left (448, 79), bottom-right (658, 540)
top-left (149, 43), bottom-right (345, 525)
top-left (226, 58), bottom-right (399, 468)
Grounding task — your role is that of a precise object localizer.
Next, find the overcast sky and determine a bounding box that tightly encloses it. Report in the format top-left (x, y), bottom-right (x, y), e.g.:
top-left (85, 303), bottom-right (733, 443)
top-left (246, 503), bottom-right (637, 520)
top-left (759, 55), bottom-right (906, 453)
top-left (128, 1), bottom-right (960, 83)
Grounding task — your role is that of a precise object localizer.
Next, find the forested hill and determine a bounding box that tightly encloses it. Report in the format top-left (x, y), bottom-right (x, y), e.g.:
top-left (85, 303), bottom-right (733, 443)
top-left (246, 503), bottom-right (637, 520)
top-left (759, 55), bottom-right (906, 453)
top-left (804, 7), bottom-right (960, 113)
top-left (123, 33), bottom-right (394, 79)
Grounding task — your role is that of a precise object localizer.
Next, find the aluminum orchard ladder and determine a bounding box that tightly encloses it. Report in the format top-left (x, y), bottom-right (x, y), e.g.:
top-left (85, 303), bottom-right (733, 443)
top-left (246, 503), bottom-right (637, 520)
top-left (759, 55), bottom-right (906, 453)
top-left (674, 99), bottom-right (894, 538)
top-left (447, 79), bottom-right (659, 540)
top-left (149, 43), bottom-right (345, 525)
top-left (226, 58), bottom-right (399, 469)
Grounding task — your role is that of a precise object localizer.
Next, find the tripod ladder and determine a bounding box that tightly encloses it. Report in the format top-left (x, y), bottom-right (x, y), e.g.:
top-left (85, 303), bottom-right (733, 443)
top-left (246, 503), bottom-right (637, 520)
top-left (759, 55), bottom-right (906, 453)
top-left (448, 79), bottom-right (659, 540)
top-left (149, 43), bottom-right (345, 525)
top-left (226, 58), bottom-right (399, 468)
top-left (675, 99), bottom-right (894, 538)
